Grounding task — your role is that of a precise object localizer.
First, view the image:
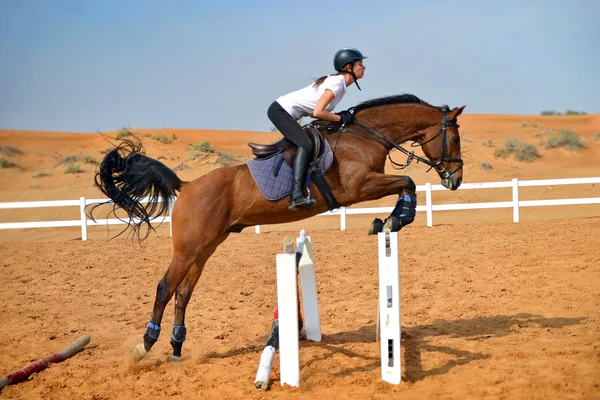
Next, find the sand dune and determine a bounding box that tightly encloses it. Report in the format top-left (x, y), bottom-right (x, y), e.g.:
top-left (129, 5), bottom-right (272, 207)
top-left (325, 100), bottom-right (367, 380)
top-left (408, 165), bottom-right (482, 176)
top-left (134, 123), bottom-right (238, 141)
top-left (1, 113), bottom-right (599, 241)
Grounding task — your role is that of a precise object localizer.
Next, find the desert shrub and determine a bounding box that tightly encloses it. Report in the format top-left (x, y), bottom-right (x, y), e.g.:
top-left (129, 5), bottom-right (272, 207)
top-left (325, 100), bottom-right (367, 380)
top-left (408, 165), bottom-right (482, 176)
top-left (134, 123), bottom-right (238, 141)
top-left (58, 155), bottom-right (78, 165)
top-left (514, 144), bottom-right (540, 162)
top-left (189, 140), bottom-right (215, 153)
top-left (544, 128), bottom-right (584, 150)
top-left (0, 144), bottom-right (23, 156)
top-left (153, 132), bottom-right (172, 144)
top-left (32, 171), bottom-right (50, 179)
top-left (480, 161), bottom-right (493, 170)
top-left (494, 138), bottom-right (540, 162)
top-left (81, 153), bottom-right (98, 164)
top-left (172, 133), bottom-right (179, 140)
top-left (216, 153), bottom-right (238, 167)
top-left (173, 163), bottom-right (189, 171)
top-left (482, 140), bottom-right (495, 147)
top-left (115, 128), bottom-right (135, 139)
top-left (520, 120), bottom-right (539, 128)
top-left (594, 133), bottom-right (600, 142)
top-left (65, 164), bottom-right (84, 174)
top-left (460, 132), bottom-right (472, 142)
top-left (0, 157), bottom-right (20, 169)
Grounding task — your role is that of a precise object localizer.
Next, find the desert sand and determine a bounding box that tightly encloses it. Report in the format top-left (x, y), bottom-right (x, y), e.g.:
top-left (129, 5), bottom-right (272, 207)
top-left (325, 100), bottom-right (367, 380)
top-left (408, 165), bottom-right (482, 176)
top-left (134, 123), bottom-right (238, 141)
top-left (0, 113), bottom-right (599, 399)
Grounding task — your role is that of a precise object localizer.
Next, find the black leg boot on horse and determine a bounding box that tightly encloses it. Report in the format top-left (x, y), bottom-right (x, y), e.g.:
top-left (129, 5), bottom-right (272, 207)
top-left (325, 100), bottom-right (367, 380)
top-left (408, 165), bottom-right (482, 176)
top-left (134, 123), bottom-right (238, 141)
top-left (288, 146), bottom-right (316, 211)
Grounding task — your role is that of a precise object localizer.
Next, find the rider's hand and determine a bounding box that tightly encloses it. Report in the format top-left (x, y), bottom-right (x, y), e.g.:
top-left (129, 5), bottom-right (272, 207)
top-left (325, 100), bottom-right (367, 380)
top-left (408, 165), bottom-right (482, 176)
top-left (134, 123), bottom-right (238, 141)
top-left (336, 111), bottom-right (355, 125)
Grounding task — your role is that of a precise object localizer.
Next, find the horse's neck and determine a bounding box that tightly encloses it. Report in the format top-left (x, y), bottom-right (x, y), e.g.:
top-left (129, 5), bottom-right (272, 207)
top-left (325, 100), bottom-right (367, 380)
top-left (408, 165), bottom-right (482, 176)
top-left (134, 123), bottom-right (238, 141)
top-left (360, 107), bottom-right (435, 145)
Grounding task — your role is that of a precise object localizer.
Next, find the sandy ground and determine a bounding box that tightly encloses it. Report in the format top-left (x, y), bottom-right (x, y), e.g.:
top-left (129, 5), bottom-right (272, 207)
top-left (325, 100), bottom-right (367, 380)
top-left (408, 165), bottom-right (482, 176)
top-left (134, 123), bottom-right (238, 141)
top-left (1, 113), bottom-right (599, 398)
top-left (0, 219), bottom-right (599, 399)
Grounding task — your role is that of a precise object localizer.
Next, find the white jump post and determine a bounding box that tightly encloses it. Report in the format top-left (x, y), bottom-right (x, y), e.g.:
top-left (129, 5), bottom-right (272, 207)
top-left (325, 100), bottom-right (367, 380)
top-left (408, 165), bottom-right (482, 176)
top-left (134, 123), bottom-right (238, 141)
top-left (377, 229), bottom-right (401, 384)
top-left (254, 229), bottom-right (321, 390)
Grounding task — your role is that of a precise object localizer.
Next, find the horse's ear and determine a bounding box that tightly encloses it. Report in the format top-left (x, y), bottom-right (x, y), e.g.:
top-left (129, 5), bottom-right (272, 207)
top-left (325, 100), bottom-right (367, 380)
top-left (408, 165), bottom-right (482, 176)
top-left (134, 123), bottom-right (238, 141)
top-left (449, 105), bottom-right (466, 119)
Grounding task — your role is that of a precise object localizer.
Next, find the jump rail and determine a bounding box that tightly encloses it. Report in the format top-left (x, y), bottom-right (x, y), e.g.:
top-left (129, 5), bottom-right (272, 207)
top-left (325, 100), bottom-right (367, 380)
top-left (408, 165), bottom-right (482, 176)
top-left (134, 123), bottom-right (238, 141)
top-left (1, 177), bottom-right (599, 240)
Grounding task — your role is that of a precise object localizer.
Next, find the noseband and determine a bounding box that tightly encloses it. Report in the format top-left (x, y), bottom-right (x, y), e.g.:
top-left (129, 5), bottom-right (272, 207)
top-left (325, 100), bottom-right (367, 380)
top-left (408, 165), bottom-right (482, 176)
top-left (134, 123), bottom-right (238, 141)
top-left (338, 105), bottom-right (464, 176)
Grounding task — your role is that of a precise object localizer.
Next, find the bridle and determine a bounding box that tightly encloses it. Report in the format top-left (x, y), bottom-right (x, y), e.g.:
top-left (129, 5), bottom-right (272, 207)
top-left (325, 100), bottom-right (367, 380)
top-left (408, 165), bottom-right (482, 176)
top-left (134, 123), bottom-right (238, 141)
top-left (338, 105), bottom-right (464, 176)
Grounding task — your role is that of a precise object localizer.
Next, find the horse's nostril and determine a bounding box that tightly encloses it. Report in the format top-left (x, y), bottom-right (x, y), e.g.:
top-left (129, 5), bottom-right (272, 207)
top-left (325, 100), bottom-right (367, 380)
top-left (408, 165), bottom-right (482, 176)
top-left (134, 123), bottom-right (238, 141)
top-left (456, 178), bottom-right (462, 187)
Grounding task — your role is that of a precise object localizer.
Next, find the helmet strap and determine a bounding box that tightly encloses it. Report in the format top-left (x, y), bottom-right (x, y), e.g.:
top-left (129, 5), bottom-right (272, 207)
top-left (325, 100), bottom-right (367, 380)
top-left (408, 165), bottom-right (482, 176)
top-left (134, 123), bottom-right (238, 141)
top-left (343, 62), bottom-right (362, 91)
top-left (352, 71), bottom-right (362, 91)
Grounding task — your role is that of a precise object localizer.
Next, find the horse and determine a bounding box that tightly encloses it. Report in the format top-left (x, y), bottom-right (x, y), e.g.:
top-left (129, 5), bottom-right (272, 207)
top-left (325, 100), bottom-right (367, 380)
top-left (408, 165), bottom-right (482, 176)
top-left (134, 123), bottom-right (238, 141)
top-left (89, 94), bottom-right (465, 362)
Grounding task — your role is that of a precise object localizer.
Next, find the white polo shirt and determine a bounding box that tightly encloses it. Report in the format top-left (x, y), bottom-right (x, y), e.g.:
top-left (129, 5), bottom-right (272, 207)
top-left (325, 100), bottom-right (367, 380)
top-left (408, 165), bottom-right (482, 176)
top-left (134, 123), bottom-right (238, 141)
top-left (276, 74), bottom-right (347, 120)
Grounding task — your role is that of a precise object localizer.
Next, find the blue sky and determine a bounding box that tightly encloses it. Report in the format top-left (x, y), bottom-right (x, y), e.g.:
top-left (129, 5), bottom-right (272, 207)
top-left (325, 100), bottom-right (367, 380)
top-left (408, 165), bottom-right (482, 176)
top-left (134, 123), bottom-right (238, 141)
top-left (0, 0), bottom-right (598, 133)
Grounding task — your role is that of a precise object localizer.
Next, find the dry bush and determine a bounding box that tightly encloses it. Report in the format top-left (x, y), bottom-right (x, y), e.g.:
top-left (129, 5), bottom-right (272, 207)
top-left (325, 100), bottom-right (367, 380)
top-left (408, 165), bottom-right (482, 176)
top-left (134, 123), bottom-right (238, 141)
top-left (65, 164), bottom-right (84, 174)
top-left (460, 132), bottom-right (472, 142)
top-left (494, 138), bottom-right (540, 162)
top-left (1, 157), bottom-right (21, 169)
top-left (152, 132), bottom-right (172, 144)
top-left (115, 128), bottom-right (135, 140)
top-left (544, 129), bottom-right (584, 150)
top-left (480, 161), bottom-right (493, 170)
top-left (189, 140), bottom-right (215, 153)
top-left (81, 153), bottom-right (98, 164)
top-left (0, 144), bottom-right (24, 156)
top-left (33, 171), bottom-right (50, 179)
top-left (57, 155), bottom-right (79, 165)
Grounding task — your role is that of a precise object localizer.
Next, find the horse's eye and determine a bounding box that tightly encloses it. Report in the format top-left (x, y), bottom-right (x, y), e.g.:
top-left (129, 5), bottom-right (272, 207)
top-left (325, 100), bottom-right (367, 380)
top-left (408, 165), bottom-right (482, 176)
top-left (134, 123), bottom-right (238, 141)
top-left (451, 135), bottom-right (460, 144)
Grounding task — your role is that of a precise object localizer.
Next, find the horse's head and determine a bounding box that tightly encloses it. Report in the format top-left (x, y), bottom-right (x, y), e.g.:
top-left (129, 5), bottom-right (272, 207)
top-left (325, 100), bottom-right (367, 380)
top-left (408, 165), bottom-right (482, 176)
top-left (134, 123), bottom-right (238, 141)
top-left (419, 105), bottom-right (466, 190)
top-left (347, 94), bottom-right (466, 190)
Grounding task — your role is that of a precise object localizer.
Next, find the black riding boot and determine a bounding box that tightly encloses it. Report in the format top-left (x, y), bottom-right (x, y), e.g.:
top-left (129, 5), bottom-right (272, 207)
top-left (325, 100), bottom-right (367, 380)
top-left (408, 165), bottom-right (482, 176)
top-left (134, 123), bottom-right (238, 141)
top-left (289, 147), bottom-right (315, 210)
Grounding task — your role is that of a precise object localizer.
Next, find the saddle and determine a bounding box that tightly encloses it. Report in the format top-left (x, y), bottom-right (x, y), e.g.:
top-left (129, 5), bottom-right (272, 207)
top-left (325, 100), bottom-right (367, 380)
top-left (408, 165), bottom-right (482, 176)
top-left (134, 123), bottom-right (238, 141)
top-left (248, 126), bottom-right (324, 168)
top-left (246, 125), bottom-right (340, 211)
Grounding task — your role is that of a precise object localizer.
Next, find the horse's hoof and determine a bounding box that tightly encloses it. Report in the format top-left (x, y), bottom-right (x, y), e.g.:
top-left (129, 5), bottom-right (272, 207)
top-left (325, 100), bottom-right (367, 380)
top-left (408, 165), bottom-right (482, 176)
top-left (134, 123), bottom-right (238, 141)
top-left (299, 327), bottom-right (307, 341)
top-left (167, 355), bottom-right (183, 362)
top-left (368, 218), bottom-right (384, 235)
top-left (132, 343), bottom-right (148, 363)
top-left (384, 216), bottom-right (402, 232)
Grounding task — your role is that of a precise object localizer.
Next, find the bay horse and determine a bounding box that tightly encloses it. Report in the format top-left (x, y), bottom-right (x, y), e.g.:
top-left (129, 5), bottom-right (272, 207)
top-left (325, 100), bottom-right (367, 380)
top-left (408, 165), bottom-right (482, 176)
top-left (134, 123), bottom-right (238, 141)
top-left (90, 94), bottom-right (465, 362)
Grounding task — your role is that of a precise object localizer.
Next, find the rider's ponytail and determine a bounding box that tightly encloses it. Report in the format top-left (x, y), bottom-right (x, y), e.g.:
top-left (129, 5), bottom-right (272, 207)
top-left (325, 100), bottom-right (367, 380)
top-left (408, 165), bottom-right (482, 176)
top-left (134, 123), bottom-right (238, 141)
top-left (312, 73), bottom-right (341, 87)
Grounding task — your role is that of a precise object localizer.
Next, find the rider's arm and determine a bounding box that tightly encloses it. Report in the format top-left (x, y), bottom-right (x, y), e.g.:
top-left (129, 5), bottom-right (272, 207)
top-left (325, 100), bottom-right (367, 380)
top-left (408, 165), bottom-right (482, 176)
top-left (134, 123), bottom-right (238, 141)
top-left (313, 90), bottom-right (341, 122)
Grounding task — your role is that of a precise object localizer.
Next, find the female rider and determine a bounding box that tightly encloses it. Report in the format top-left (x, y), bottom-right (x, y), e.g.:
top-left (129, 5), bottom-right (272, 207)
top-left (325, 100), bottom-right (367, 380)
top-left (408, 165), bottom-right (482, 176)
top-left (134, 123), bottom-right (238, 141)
top-left (267, 48), bottom-right (367, 210)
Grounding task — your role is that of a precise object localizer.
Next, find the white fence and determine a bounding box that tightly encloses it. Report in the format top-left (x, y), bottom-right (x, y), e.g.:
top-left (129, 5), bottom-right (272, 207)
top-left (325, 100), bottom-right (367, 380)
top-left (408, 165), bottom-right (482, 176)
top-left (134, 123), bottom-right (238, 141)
top-left (1, 177), bottom-right (599, 240)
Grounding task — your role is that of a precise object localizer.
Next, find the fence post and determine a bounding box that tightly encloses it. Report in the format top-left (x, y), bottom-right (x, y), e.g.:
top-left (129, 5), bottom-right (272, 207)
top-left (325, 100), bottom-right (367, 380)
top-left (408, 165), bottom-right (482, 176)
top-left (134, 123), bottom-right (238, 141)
top-left (79, 197), bottom-right (88, 241)
top-left (340, 207), bottom-right (347, 231)
top-left (425, 182), bottom-right (433, 227)
top-left (169, 196), bottom-right (175, 237)
top-left (512, 178), bottom-right (520, 223)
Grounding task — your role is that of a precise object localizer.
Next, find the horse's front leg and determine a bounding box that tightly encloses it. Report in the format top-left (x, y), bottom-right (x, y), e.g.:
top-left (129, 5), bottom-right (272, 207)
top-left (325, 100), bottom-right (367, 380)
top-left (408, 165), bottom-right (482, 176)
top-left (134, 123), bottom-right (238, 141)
top-left (358, 173), bottom-right (417, 235)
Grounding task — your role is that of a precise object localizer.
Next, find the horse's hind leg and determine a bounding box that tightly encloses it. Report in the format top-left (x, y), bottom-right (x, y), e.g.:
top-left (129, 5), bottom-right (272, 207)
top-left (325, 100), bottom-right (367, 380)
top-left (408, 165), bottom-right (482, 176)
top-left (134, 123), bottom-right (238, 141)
top-left (168, 233), bottom-right (230, 361)
top-left (132, 254), bottom-right (196, 362)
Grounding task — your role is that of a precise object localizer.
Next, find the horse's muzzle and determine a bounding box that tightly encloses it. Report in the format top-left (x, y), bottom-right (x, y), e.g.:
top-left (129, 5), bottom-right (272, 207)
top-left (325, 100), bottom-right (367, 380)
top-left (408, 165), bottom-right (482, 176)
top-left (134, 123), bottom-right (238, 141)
top-left (441, 172), bottom-right (462, 191)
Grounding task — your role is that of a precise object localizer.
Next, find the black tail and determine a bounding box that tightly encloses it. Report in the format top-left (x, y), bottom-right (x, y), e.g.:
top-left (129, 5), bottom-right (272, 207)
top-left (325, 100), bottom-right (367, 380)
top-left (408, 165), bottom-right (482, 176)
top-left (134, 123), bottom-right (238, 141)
top-left (89, 139), bottom-right (182, 240)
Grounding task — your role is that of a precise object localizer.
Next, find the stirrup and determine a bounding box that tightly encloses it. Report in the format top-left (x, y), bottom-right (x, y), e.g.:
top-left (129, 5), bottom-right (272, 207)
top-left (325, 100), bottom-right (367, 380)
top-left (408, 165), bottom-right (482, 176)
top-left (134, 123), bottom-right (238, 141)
top-left (288, 187), bottom-right (315, 210)
top-left (288, 196), bottom-right (315, 211)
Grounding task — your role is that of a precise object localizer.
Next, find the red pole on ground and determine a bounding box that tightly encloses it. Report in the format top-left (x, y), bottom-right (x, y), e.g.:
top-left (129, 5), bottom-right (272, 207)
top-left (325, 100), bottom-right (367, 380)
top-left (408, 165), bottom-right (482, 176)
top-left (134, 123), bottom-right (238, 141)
top-left (0, 335), bottom-right (91, 390)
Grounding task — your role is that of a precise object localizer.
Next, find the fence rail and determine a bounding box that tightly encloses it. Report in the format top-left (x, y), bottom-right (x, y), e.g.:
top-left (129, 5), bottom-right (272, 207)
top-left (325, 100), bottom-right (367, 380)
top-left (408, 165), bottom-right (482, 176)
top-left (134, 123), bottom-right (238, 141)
top-left (1, 177), bottom-right (599, 240)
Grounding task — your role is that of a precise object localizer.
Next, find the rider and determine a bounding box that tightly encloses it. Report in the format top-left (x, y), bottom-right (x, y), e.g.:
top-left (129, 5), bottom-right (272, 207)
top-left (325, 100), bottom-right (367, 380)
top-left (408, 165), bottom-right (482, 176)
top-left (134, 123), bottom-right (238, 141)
top-left (267, 48), bottom-right (367, 210)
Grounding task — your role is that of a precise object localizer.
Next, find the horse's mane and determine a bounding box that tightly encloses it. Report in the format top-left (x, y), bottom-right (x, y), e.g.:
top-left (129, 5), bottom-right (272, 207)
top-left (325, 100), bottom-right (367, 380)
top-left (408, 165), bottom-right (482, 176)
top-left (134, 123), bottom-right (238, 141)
top-left (353, 94), bottom-right (441, 113)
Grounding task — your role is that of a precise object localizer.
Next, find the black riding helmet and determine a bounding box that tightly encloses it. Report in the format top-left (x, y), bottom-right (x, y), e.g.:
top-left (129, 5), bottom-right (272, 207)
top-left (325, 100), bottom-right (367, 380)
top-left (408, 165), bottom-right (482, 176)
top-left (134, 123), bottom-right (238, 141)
top-left (333, 48), bottom-right (367, 90)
